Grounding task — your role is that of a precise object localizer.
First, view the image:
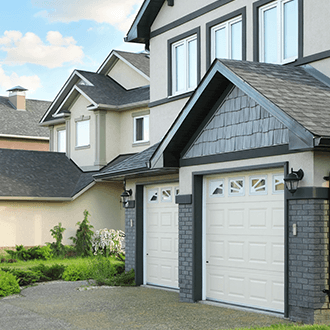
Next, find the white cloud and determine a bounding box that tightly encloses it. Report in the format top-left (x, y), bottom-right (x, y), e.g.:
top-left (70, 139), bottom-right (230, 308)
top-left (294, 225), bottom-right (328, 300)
top-left (0, 66), bottom-right (41, 94)
top-left (32, 0), bottom-right (143, 32)
top-left (0, 30), bottom-right (84, 68)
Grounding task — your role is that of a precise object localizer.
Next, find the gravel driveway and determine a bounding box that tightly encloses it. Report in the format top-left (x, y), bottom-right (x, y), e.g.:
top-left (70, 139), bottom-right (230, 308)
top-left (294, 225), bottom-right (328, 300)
top-left (0, 281), bottom-right (292, 330)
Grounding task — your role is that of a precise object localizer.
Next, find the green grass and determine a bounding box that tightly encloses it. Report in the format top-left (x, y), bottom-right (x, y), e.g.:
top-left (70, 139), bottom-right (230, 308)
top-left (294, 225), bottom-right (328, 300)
top-left (235, 325), bottom-right (330, 330)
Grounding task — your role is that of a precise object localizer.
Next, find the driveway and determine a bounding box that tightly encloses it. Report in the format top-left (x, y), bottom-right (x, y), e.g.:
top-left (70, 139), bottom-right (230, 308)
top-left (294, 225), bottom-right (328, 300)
top-left (0, 281), bottom-right (292, 330)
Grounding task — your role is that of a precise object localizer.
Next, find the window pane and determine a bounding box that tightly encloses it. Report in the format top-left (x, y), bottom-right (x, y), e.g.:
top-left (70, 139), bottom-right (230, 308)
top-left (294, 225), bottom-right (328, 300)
top-left (57, 129), bottom-right (66, 152)
top-left (215, 27), bottom-right (227, 59)
top-left (284, 0), bottom-right (298, 59)
top-left (188, 38), bottom-right (197, 89)
top-left (263, 6), bottom-right (277, 63)
top-left (76, 120), bottom-right (89, 147)
top-left (175, 44), bottom-right (185, 92)
top-left (143, 115), bottom-right (149, 141)
top-left (135, 117), bottom-right (143, 141)
top-left (231, 20), bottom-right (242, 60)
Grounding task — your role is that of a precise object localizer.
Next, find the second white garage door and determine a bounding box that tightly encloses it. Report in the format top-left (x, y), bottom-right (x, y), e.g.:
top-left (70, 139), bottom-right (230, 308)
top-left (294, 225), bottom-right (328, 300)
top-left (144, 182), bottom-right (179, 289)
top-left (204, 168), bottom-right (285, 312)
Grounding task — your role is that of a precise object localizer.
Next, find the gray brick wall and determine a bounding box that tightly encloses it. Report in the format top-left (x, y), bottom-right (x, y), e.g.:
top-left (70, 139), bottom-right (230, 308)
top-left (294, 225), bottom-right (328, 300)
top-left (288, 199), bottom-right (330, 323)
top-left (178, 204), bottom-right (194, 302)
top-left (125, 207), bottom-right (136, 272)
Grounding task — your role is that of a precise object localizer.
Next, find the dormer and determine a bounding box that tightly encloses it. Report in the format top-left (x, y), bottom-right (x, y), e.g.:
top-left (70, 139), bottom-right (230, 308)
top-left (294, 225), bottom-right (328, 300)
top-left (7, 86), bottom-right (28, 111)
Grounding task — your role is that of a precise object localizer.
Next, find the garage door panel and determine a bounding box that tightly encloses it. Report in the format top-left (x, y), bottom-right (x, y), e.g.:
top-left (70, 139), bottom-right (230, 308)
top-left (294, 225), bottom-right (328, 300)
top-left (204, 169), bottom-right (284, 312)
top-left (145, 183), bottom-right (179, 289)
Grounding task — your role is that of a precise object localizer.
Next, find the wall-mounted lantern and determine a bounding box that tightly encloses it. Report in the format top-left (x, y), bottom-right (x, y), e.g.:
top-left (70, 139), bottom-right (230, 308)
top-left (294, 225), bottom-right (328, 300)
top-left (284, 168), bottom-right (304, 195)
top-left (120, 180), bottom-right (135, 208)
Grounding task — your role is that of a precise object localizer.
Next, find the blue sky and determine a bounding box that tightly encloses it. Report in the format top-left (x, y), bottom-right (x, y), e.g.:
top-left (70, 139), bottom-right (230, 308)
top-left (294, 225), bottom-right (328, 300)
top-left (0, 0), bottom-right (144, 101)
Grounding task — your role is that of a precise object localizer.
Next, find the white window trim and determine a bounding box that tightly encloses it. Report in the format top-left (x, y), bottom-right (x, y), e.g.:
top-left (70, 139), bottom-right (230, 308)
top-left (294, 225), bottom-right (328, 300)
top-left (171, 34), bottom-right (197, 95)
top-left (133, 114), bottom-right (149, 144)
top-left (56, 127), bottom-right (66, 153)
top-left (211, 15), bottom-right (242, 62)
top-left (259, 0), bottom-right (298, 64)
top-left (75, 117), bottom-right (90, 149)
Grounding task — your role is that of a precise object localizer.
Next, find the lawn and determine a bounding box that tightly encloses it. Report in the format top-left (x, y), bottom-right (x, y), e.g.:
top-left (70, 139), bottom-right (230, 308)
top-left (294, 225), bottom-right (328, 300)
top-left (238, 326), bottom-right (330, 330)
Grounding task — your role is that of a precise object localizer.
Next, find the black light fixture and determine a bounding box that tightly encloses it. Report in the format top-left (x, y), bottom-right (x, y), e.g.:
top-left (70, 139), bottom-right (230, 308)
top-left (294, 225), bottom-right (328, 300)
top-left (120, 180), bottom-right (134, 208)
top-left (284, 168), bottom-right (304, 195)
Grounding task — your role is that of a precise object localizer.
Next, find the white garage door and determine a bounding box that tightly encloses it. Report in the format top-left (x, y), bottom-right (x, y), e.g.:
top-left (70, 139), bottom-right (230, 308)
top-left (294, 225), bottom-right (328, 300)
top-left (204, 168), bottom-right (284, 312)
top-left (144, 183), bottom-right (179, 289)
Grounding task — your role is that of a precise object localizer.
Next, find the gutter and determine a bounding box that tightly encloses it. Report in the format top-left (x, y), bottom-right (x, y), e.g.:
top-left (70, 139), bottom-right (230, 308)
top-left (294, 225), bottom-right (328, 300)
top-left (87, 100), bottom-right (149, 112)
top-left (0, 134), bottom-right (49, 141)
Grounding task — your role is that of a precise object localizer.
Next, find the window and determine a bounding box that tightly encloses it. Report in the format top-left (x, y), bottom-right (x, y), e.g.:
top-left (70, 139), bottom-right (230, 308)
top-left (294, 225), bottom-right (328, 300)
top-left (211, 16), bottom-right (242, 62)
top-left (250, 176), bottom-right (267, 195)
top-left (76, 119), bottom-right (90, 148)
top-left (273, 174), bottom-right (284, 193)
top-left (148, 189), bottom-right (158, 203)
top-left (172, 34), bottom-right (197, 94)
top-left (57, 128), bottom-right (66, 153)
top-left (161, 188), bottom-right (172, 202)
top-left (209, 179), bottom-right (224, 197)
top-left (134, 115), bottom-right (149, 143)
top-left (259, 0), bottom-right (298, 64)
top-left (229, 177), bottom-right (245, 196)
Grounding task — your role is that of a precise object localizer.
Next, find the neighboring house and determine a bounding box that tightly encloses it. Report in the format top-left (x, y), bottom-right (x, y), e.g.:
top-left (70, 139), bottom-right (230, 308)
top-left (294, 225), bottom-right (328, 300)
top-left (0, 50), bottom-right (150, 248)
top-left (0, 86), bottom-right (50, 151)
top-left (92, 0), bottom-right (330, 325)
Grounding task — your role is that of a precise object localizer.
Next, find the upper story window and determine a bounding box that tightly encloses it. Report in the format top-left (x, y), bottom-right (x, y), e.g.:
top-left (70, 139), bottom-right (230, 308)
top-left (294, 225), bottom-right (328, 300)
top-left (75, 117), bottom-right (90, 148)
top-left (57, 128), bottom-right (66, 153)
top-left (134, 114), bottom-right (149, 143)
top-left (259, 0), bottom-right (298, 64)
top-left (168, 28), bottom-right (200, 97)
top-left (211, 16), bottom-right (242, 62)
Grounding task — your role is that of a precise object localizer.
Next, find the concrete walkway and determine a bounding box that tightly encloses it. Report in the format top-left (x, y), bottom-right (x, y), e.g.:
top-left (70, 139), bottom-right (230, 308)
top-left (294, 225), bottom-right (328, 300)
top-left (0, 281), bottom-right (292, 330)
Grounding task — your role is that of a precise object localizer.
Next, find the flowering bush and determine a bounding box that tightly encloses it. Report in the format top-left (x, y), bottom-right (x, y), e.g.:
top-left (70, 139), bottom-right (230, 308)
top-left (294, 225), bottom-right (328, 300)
top-left (91, 229), bottom-right (125, 256)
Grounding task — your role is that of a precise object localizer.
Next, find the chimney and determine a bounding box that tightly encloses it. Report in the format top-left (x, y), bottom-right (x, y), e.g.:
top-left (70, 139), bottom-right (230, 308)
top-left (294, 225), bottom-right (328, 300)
top-left (7, 86), bottom-right (28, 110)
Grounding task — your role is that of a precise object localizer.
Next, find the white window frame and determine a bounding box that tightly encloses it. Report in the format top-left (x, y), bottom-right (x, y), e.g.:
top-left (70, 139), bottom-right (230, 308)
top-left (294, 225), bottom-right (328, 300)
top-left (259, 0), bottom-right (298, 64)
top-left (249, 175), bottom-right (268, 195)
top-left (56, 127), bottom-right (66, 153)
top-left (75, 118), bottom-right (90, 148)
top-left (133, 115), bottom-right (149, 143)
top-left (171, 34), bottom-right (197, 95)
top-left (211, 15), bottom-right (242, 62)
top-left (228, 177), bottom-right (245, 197)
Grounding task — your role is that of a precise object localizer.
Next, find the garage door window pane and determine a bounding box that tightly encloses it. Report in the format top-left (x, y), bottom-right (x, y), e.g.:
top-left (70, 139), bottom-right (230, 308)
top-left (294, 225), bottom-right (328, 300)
top-left (209, 180), bottom-right (224, 197)
top-left (273, 174), bottom-right (284, 193)
top-left (250, 176), bottom-right (267, 195)
top-left (229, 178), bottom-right (244, 196)
top-left (148, 189), bottom-right (158, 203)
top-left (161, 188), bottom-right (172, 202)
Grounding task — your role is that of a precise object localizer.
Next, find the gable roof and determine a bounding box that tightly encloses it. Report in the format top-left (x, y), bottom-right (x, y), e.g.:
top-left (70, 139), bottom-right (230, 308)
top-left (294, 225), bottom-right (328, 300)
top-left (150, 59), bottom-right (330, 168)
top-left (0, 97), bottom-right (50, 139)
top-left (0, 149), bottom-right (96, 199)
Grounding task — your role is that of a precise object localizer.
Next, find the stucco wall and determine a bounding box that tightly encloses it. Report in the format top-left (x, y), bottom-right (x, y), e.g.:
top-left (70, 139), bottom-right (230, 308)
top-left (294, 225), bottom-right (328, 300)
top-left (0, 182), bottom-right (124, 248)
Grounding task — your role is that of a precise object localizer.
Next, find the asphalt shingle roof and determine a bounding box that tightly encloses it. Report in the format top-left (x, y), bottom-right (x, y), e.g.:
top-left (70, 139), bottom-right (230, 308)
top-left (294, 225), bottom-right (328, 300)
top-left (0, 149), bottom-right (94, 198)
top-left (115, 50), bottom-right (150, 77)
top-left (220, 59), bottom-right (330, 137)
top-left (0, 97), bottom-right (50, 137)
top-left (77, 71), bottom-right (150, 107)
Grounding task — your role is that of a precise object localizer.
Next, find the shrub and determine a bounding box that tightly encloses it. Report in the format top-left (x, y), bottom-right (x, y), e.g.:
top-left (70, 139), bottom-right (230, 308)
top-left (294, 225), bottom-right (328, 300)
top-left (62, 263), bottom-right (91, 281)
top-left (5, 245), bottom-right (52, 261)
top-left (29, 264), bottom-right (66, 282)
top-left (49, 223), bottom-right (66, 256)
top-left (92, 229), bottom-right (125, 257)
top-left (5, 269), bottom-right (40, 286)
top-left (89, 257), bottom-right (116, 285)
top-left (0, 270), bottom-right (20, 297)
top-left (70, 210), bottom-right (94, 257)
top-left (111, 269), bottom-right (135, 286)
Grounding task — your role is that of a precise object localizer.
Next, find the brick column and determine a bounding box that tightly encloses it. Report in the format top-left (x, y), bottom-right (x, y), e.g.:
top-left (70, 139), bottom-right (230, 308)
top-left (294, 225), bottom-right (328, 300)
top-left (178, 204), bottom-right (194, 302)
top-left (125, 207), bottom-right (136, 272)
top-left (288, 199), bottom-right (330, 324)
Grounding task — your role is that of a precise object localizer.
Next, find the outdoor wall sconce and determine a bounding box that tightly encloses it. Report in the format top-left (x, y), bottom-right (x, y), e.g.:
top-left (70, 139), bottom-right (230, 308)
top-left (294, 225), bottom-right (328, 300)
top-left (120, 180), bottom-right (135, 208)
top-left (284, 168), bottom-right (304, 195)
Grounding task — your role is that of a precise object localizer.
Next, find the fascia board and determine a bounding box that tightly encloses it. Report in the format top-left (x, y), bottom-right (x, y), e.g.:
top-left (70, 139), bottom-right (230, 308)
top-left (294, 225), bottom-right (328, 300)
top-left (39, 70), bottom-right (79, 124)
top-left (150, 60), bottom-right (315, 168)
top-left (39, 117), bottom-right (66, 126)
top-left (0, 134), bottom-right (49, 140)
top-left (96, 50), bottom-right (118, 74)
top-left (71, 181), bottom-right (95, 201)
top-left (87, 100), bottom-right (149, 112)
top-left (0, 196), bottom-right (72, 201)
top-left (74, 86), bottom-right (98, 107)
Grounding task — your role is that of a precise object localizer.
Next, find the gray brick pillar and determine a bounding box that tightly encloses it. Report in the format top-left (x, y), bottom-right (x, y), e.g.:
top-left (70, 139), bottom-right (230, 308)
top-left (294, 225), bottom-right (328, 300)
top-left (288, 199), bottom-right (330, 324)
top-left (178, 204), bottom-right (194, 302)
top-left (125, 207), bottom-right (136, 272)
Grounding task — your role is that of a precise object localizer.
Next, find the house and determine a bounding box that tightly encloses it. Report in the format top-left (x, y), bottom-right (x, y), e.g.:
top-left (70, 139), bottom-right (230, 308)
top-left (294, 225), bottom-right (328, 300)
top-left (0, 86), bottom-right (50, 151)
top-left (93, 0), bottom-right (330, 324)
top-left (0, 50), bottom-right (150, 248)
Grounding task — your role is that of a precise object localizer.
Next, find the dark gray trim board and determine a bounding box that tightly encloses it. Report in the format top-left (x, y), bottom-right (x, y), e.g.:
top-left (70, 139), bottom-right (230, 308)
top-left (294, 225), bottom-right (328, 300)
top-left (206, 7), bottom-right (247, 68)
top-left (180, 145), bottom-right (291, 167)
top-left (176, 194), bottom-right (192, 204)
top-left (148, 91), bottom-right (193, 109)
top-left (284, 162), bottom-right (289, 318)
top-left (135, 184), bottom-right (144, 286)
top-left (150, 0), bottom-right (234, 39)
top-left (167, 27), bottom-right (201, 97)
top-left (294, 50), bottom-right (330, 67)
top-left (253, 0), bottom-right (304, 62)
top-left (285, 187), bottom-right (329, 200)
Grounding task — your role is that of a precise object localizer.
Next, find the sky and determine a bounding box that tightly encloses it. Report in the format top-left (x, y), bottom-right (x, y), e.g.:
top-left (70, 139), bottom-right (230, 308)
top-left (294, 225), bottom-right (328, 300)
top-left (0, 0), bottom-right (145, 101)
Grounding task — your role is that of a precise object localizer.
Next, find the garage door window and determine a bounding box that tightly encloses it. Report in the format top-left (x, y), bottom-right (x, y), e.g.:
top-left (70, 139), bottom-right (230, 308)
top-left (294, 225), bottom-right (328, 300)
top-left (229, 178), bottom-right (244, 196)
top-left (148, 189), bottom-right (158, 203)
top-left (161, 188), bottom-right (172, 202)
top-left (209, 179), bottom-right (224, 197)
top-left (273, 174), bottom-right (284, 193)
top-left (250, 176), bottom-right (267, 195)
